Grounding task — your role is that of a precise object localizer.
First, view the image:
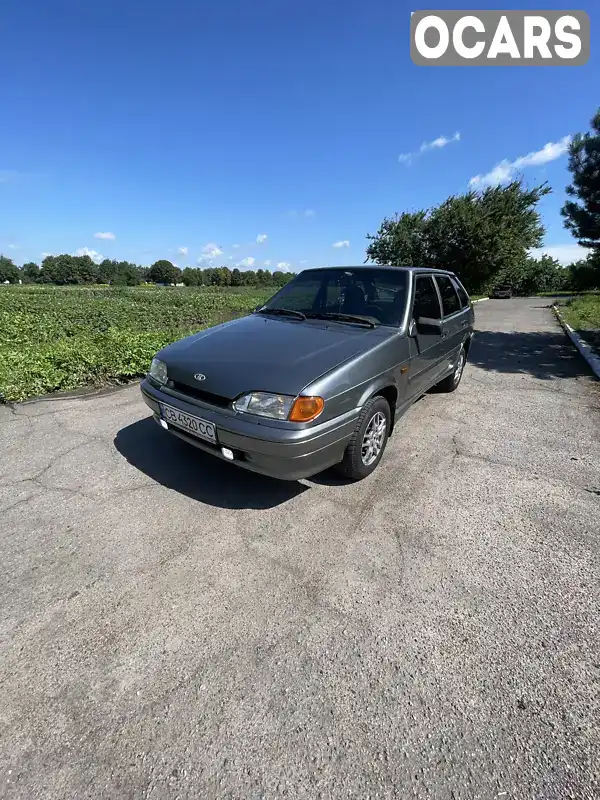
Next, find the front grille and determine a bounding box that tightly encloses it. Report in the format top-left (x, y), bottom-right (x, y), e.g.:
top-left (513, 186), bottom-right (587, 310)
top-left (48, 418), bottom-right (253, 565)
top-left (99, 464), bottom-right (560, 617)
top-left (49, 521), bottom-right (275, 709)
top-left (168, 381), bottom-right (231, 409)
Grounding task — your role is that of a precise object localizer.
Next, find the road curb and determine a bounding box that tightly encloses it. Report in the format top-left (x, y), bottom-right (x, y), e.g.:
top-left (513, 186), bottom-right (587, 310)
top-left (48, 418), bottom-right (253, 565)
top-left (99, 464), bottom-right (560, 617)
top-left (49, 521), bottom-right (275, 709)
top-left (553, 305), bottom-right (600, 380)
top-left (473, 298), bottom-right (489, 304)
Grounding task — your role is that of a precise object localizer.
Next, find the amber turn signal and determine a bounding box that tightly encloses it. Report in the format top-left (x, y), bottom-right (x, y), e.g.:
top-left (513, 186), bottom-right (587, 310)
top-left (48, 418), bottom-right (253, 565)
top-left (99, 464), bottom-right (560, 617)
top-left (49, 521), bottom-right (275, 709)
top-left (288, 395), bottom-right (325, 422)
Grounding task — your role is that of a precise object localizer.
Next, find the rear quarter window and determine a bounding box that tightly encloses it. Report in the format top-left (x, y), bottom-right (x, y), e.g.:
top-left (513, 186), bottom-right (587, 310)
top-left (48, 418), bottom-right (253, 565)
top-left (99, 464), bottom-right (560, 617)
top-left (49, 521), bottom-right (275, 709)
top-left (435, 275), bottom-right (461, 317)
top-left (452, 278), bottom-right (470, 308)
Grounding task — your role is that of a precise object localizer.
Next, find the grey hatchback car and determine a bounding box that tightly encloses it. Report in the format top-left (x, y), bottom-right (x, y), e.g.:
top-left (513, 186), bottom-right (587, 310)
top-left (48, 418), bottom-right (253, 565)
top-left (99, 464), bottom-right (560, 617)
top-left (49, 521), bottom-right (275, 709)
top-left (140, 266), bottom-right (474, 481)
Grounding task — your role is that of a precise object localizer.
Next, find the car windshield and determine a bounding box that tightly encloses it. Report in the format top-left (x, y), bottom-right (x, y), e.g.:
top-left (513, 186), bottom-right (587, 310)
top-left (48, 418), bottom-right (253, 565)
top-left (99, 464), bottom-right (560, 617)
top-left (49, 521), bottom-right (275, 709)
top-left (257, 268), bottom-right (409, 327)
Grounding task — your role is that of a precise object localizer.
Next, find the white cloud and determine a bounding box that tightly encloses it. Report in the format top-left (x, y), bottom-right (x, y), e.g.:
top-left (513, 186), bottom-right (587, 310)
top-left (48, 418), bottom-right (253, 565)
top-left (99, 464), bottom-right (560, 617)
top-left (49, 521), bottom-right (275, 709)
top-left (201, 242), bottom-right (223, 258)
top-left (256, 233), bottom-right (268, 244)
top-left (75, 247), bottom-right (103, 264)
top-left (94, 231), bottom-right (116, 240)
top-left (304, 208), bottom-right (315, 217)
top-left (399, 132), bottom-right (460, 165)
top-left (300, 259), bottom-right (308, 264)
top-left (232, 243), bottom-right (240, 249)
top-left (8, 243), bottom-right (19, 250)
top-left (469, 135), bottom-right (571, 188)
top-left (238, 256), bottom-right (255, 267)
top-left (277, 262), bottom-right (291, 270)
top-left (263, 259), bottom-right (272, 266)
top-left (421, 131), bottom-right (460, 153)
top-left (177, 246), bottom-right (188, 256)
top-left (332, 240), bottom-right (350, 248)
top-left (530, 243), bottom-right (588, 266)
top-left (227, 255), bottom-right (233, 260)
top-left (41, 252), bottom-right (52, 258)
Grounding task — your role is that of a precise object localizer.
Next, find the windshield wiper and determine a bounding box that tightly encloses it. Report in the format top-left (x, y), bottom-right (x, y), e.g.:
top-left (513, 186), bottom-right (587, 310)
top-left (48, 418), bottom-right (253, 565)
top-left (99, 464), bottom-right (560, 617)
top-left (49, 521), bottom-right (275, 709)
top-left (256, 307), bottom-right (306, 320)
top-left (305, 312), bottom-right (376, 328)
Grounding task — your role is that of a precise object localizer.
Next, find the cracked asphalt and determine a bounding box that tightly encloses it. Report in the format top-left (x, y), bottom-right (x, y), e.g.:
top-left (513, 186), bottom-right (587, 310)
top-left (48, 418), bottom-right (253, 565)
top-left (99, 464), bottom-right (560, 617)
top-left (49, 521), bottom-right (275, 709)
top-left (1, 297), bottom-right (599, 800)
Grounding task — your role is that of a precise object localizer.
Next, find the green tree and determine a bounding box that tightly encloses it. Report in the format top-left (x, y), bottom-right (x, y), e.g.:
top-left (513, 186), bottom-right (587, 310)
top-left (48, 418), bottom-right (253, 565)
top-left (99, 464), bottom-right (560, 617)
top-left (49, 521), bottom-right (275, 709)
top-left (216, 267), bottom-right (232, 286)
top-left (366, 210), bottom-right (429, 266)
top-left (231, 268), bottom-right (243, 286)
top-left (272, 270), bottom-right (294, 287)
top-left (565, 254), bottom-right (600, 291)
top-left (206, 268), bottom-right (221, 286)
top-left (182, 267), bottom-right (200, 286)
top-left (97, 259), bottom-right (120, 284)
top-left (366, 180), bottom-right (551, 294)
top-left (38, 254), bottom-right (87, 284)
top-left (243, 269), bottom-right (256, 285)
top-left (0, 256), bottom-right (20, 283)
top-left (561, 109), bottom-right (600, 251)
top-left (510, 255), bottom-right (564, 295)
top-left (73, 255), bottom-right (98, 283)
top-left (113, 264), bottom-right (141, 286)
top-left (148, 260), bottom-right (180, 284)
top-left (21, 262), bottom-right (40, 283)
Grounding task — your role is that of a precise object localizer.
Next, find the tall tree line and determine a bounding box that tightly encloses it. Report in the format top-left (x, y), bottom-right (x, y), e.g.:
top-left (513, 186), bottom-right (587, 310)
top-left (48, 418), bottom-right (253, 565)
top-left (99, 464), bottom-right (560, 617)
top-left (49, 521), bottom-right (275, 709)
top-left (0, 254), bottom-right (295, 288)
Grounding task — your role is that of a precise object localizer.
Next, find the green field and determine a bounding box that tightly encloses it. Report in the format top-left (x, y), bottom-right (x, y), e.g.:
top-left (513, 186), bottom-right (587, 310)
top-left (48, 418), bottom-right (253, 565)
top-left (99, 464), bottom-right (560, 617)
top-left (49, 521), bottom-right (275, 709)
top-left (559, 295), bottom-right (600, 356)
top-left (0, 285), bottom-right (273, 402)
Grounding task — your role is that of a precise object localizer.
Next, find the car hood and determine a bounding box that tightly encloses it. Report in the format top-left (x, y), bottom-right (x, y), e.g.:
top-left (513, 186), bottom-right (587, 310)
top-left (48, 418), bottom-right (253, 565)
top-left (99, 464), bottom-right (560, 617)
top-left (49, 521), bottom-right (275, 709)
top-left (158, 313), bottom-right (389, 399)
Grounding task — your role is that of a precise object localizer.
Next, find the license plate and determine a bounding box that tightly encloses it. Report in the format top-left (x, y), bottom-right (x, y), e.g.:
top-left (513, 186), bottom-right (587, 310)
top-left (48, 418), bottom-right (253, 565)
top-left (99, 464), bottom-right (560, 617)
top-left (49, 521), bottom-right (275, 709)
top-left (160, 403), bottom-right (217, 444)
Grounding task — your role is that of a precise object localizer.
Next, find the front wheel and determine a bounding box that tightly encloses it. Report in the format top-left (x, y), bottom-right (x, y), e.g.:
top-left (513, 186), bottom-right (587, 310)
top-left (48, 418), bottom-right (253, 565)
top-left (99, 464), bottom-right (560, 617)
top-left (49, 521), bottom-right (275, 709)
top-left (436, 344), bottom-right (466, 393)
top-left (336, 396), bottom-right (391, 481)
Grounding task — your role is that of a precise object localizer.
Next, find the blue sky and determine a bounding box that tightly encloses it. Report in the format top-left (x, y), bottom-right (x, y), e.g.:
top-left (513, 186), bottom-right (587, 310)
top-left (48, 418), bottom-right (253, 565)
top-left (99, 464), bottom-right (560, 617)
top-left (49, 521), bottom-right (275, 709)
top-left (0, 0), bottom-right (597, 270)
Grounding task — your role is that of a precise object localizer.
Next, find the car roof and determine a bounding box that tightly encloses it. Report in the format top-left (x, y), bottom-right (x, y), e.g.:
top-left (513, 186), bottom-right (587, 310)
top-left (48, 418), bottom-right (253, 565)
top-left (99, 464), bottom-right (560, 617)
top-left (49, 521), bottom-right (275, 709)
top-left (300, 265), bottom-right (457, 276)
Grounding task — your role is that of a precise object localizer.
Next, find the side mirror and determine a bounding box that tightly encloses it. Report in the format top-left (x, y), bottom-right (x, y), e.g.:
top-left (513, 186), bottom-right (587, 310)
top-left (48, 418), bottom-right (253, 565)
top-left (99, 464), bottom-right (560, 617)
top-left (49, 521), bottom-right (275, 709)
top-left (416, 316), bottom-right (443, 334)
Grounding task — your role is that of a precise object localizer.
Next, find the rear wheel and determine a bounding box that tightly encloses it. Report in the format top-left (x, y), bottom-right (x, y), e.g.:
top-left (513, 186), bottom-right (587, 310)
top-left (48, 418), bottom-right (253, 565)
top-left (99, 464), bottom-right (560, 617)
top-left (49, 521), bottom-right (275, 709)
top-left (436, 344), bottom-right (466, 393)
top-left (337, 396), bottom-right (391, 481)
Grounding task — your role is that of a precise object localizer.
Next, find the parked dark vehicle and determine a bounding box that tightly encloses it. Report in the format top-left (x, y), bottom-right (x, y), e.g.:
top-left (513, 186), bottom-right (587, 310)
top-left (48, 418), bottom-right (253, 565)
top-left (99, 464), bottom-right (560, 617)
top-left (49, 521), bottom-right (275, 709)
top-left (491, 284), bottom-right (513, 299)
top-left (140, 266), bottom-right (475, 481)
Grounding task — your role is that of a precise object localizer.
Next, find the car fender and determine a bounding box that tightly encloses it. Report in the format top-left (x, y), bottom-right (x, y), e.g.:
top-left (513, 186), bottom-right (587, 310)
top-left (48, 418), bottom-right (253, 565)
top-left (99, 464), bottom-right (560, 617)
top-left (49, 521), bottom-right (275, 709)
top-left (356, 374), bottom-right (400, 412)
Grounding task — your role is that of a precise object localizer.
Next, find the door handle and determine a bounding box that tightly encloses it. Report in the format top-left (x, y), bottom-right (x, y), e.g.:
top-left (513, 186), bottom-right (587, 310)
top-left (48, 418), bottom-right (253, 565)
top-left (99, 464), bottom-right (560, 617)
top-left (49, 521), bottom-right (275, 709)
top-left (441, 331), bottom-right (448, 338)
top-left (461, 320), bottom-right (468, 328)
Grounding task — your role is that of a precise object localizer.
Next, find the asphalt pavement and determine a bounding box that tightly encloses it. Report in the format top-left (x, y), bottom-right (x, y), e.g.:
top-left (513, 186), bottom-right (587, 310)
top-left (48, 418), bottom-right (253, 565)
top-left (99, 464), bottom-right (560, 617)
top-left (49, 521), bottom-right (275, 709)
top-left (1, 297), bottom-right (599, 800)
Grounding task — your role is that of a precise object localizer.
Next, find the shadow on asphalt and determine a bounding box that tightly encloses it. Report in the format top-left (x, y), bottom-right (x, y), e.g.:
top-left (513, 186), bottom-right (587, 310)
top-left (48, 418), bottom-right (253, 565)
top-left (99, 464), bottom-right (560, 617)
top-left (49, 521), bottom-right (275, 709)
top-left (114, 417), bottom-right (309, 509)
top-left (470, 329), bottom-right (593, 381)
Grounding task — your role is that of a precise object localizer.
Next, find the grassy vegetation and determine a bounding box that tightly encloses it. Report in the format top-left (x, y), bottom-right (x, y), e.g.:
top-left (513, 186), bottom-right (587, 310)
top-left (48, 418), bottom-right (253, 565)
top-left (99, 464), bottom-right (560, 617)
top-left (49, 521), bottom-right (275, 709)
top-left (0, 285), bottom-right (273, 402)
top-left (559, 294), bottom-right (600, 355)
top-left (538, 290), bottom-right (600, 298)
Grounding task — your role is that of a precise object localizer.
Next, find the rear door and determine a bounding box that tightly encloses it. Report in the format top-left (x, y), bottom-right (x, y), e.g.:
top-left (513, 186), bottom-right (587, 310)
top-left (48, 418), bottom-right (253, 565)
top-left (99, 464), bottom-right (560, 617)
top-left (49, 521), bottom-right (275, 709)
top-left (433, 274), bottom-right (470, 363)
top-left (407, 274), bottom-right (445, 399)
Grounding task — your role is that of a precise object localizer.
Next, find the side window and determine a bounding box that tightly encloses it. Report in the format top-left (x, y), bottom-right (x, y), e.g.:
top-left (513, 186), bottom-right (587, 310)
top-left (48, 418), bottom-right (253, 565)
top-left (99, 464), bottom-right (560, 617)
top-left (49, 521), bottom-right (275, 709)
top-left (435, 275), bottom-right (461, 317)
top-left (413, 275), bottom-right (442, 319)
top-left (452, 277), bottom-right (470, 309)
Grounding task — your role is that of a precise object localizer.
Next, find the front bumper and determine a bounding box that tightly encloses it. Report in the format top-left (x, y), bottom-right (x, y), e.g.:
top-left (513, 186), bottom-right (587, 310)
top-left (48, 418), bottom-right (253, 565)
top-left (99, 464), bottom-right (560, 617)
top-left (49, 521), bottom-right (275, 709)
top-left (140, 378), bottom-right (358, 481)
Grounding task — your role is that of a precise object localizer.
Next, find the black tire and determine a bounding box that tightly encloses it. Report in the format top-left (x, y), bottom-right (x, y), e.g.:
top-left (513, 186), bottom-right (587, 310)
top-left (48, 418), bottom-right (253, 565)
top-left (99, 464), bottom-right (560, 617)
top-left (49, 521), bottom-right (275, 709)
top-left (436, 344), bottom-right (466, 393)
top-left (336, 396), bottom-right (391, 481)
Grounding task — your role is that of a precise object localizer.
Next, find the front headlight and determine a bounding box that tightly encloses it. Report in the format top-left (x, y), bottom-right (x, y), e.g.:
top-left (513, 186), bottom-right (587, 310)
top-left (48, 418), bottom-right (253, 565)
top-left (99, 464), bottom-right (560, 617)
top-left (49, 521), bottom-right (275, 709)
top-left (233, 391), bottom-right (294, 420)
top-left (148, 357), bottom-right (168, 385)
top-left (233, 392), bottom-right (325, 422)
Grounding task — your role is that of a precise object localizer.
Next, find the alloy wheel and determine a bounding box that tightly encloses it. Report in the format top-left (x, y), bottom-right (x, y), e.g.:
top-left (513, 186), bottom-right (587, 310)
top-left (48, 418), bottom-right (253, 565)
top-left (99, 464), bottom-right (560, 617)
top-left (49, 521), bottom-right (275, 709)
top-left (361, 411), bottom-right (387, 466)
top-left (454, 350), bottom-right (466, 386)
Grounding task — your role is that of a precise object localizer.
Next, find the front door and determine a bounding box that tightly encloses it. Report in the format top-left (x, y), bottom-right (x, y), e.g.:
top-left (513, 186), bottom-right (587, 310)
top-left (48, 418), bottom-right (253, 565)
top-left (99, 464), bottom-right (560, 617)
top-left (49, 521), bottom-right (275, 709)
top-left (407, 274), bottom-right (445, 399)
